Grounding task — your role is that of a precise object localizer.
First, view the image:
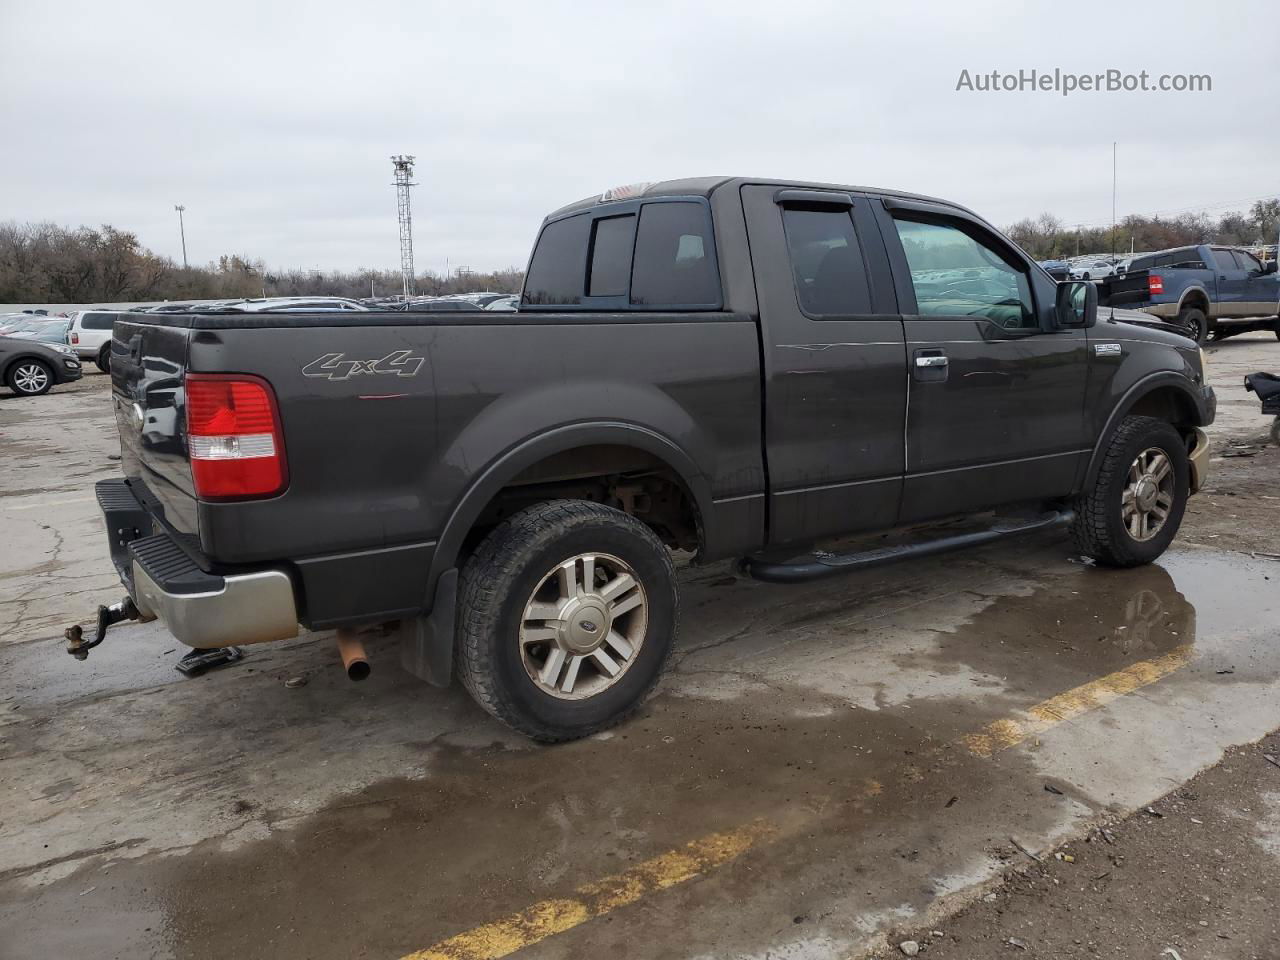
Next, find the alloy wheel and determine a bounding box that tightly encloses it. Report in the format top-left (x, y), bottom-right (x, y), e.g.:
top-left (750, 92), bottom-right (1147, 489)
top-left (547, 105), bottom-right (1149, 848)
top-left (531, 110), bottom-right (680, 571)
top-left (13, 363), bottom-right (50, 394)
top-left (519, 552), bottom-right (647, 699)
top-left (1121, 447), bottom-right (1175, 542)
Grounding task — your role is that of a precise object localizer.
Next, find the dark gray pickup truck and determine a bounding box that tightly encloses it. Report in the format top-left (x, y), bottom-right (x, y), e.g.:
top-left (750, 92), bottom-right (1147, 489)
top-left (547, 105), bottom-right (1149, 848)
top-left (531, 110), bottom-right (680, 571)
top-left (71, 177), bottom-right (1215, 741)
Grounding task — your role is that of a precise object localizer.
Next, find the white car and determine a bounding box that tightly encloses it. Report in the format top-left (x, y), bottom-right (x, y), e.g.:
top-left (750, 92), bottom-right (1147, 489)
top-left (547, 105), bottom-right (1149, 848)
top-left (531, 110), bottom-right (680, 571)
top-left (1069, 260), bottom-right (1117, 281)
top-left (67, 310), bottom-right (119, 372)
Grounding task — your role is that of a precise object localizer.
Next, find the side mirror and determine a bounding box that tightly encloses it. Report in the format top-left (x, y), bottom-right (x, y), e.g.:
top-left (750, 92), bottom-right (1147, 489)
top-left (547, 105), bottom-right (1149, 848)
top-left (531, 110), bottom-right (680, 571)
top-left (1263, 260), bottom-right (1278, 275)
top-left (1055, 280), bottom-right (1097, 329)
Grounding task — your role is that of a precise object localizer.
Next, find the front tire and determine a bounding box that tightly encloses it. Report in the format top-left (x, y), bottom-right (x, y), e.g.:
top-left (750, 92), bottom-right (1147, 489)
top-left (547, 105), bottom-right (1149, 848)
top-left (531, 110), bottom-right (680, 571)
top-left (456, 500), bottom-right (679, 742)
top-left (96, 345), bottom-right (111, 373)
top-left (7, 359), bottom-right (53, 396)
top-left (1071, 416), bottom-right (1189, 567)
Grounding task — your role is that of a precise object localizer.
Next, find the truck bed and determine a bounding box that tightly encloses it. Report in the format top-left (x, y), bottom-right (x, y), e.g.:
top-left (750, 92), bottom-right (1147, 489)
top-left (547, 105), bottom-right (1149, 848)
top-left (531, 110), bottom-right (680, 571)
top-left (109, 309), bottom-right (765, 629)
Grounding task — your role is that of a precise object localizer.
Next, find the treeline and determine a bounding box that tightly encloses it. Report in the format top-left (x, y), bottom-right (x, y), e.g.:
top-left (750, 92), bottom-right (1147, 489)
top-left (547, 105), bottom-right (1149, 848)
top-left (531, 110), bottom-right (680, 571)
top-left (1007, 199), bottom-right (1280, 261)
top-left (0, 221), bottom-right (524, 304)
top-left (6, 200), bottom-right (1279, 305)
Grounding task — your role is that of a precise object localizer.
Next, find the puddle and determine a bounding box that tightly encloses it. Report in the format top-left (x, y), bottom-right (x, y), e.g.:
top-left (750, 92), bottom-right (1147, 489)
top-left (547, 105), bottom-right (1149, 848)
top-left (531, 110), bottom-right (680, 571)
top-left (2, 546), bottom-right (1278, 960)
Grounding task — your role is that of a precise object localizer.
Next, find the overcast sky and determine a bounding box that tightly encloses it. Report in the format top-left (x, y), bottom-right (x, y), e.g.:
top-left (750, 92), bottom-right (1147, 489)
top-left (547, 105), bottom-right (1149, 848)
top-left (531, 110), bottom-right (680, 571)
top-left (2, 0), bottom-right (1276, 274)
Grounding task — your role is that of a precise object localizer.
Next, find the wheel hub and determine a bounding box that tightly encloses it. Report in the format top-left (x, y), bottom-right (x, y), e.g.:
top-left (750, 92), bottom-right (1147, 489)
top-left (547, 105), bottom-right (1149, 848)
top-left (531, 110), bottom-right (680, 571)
top-left (1133, 476), bottom-right (1160, 512)
top-left (559, 595), bottom-right (612, 654)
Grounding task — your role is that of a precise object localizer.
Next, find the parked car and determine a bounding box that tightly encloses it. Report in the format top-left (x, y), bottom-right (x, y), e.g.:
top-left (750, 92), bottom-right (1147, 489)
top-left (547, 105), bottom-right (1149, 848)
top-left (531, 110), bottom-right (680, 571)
top-left (75, 176), bottom-right (1214, 743)
top-left (1, 335), bottom-right (82, 396)
top-left (1038, 259), bottom-right (1071, 281)
top-left (408, 297), bottom-right (478, 311)
top-left (204, 297), bottom-right (370, 313)
top-left (483, 295), bottom-right (519, 312)
top-left (9, 319), bottom-right (70, 346)
top-left (1070, 259), bottom-right (1117, 281)
top-left (67, 311), bottom-right (120, 371)
top-left (0, 316), bottom-right (55, 336)
top-left (1100, 245), bottom-right (1280, 343)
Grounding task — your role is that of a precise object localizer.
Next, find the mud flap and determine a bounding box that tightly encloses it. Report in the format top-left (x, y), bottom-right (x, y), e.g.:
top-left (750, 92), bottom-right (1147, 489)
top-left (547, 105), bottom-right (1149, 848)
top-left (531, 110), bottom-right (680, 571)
top-left (397, 568), bottom-right (457, 687)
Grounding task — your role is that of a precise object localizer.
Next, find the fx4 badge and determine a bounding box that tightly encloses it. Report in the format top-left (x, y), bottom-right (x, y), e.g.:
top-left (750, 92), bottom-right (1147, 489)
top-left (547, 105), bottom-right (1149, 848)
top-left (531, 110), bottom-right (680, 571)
top-left (302, 350), bottom-right (425, 382)
top-left (1094, 343), bottom-right (1123, 357)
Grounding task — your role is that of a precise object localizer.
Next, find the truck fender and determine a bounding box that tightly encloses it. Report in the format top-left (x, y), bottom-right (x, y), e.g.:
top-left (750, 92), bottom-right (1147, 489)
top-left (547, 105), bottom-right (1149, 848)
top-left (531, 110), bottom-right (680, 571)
top-left (1082, 372), bottom-right (1209, 491)
top-left (426, 420), bottom-right (713, 598)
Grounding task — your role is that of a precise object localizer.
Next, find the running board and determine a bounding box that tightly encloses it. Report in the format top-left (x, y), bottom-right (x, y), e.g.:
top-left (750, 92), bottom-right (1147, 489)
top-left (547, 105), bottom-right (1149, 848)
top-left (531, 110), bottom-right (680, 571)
top-left (743, 510), bottom-right (1076, 584)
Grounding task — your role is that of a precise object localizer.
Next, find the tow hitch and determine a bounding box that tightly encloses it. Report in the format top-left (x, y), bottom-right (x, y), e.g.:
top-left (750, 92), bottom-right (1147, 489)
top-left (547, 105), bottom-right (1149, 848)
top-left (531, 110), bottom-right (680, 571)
top-left (64, 597), bottom-right (142, 660)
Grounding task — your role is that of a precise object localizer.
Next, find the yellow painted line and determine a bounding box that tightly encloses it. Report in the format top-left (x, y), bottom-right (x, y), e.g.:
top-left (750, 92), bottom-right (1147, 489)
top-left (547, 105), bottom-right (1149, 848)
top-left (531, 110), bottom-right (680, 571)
top-left (961, 643), bottom-right (1194, 758)
top-left (402, 646), bottom-right (1194, 959)
top-left (400, 819), bottom-right (777, 960)
top-left (2, 495), bottom-right (95, 511)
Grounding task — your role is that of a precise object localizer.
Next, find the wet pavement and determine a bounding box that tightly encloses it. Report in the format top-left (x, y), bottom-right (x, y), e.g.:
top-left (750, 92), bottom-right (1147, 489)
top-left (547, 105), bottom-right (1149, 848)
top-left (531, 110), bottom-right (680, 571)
top-left (1, 340), bottom-right (1279, 960)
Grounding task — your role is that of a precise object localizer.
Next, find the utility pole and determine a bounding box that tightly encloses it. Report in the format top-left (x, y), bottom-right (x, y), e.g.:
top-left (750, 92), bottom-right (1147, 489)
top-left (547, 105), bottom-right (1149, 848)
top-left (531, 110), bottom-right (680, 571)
top-left (1110, 142), bottom-right (1117, 258)
top-left (174, 204), bottom-right (188, 269)
top-left (391, 156), bottom-right (416, 299)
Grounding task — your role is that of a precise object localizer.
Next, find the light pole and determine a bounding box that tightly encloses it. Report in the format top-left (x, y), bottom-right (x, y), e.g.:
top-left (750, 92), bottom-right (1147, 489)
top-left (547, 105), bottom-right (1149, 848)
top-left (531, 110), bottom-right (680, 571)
top-left (174, 204), bottom-right (188, 269)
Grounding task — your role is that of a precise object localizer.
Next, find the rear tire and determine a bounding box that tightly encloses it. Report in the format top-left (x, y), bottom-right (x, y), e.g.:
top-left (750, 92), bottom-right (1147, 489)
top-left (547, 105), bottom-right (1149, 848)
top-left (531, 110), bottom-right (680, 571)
top-left (456, 500), bottom-right (679, 742)
top-left (96, 345), bottom-right (111, 373)
top-left (1071, 416), bottom-right (1189, 568)
top-left (1175, 306), bottom-right (1209, 344)
top-left (7, 359), bottom-right (53, 396)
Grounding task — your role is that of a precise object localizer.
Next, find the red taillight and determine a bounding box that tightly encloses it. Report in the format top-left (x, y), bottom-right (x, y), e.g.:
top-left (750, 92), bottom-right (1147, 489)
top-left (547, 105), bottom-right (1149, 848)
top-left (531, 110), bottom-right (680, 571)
top-left (1148, 274), bottom-right (1164, 295)
top-left (184, 374), bottom-right (287, 500)
top-left (71, 332), bottom-right (79, 344)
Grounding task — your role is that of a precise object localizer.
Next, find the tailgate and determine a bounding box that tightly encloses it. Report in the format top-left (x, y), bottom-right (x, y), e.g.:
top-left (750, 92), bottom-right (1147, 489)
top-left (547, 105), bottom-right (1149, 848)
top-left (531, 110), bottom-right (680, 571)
top-left (1099, 270), bottom-right (1152, 309)
top-left (109, 315), bottom-right (200, 536)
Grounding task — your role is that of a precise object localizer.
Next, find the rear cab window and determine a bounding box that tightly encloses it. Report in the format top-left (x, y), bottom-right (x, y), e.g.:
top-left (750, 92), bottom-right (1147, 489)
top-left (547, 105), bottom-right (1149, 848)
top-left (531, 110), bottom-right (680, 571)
top-left (522, 199), bottom-right (720, 309)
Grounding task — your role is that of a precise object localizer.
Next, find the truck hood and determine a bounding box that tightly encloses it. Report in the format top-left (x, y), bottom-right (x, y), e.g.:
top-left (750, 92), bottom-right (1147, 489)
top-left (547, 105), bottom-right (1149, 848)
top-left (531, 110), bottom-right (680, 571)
top-left (1099, 306), bottom-right (1193, 347)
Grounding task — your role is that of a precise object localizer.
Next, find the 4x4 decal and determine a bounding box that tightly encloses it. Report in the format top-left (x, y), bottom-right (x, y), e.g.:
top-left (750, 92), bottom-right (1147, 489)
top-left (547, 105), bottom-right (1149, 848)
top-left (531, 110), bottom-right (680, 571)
top-left (302, 350), bottom-right (425, 381)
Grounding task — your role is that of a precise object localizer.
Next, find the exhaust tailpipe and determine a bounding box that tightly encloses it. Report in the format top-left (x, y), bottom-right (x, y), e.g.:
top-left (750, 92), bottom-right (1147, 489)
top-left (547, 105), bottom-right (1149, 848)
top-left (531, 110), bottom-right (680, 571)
top-left (336, 630), bottom-right (371, 682)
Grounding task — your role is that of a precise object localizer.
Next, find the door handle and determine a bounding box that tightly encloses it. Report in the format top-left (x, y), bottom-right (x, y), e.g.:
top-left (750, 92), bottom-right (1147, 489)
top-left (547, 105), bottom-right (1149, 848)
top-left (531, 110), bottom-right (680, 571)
top-left (915, 355), bottom-right (949, 368)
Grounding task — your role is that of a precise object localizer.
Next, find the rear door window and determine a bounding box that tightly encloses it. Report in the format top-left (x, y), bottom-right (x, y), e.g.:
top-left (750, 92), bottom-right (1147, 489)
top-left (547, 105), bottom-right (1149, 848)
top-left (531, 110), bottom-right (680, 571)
top-left (781, 207), bottom-right (872, 316)
top-left (523, 213), bottom-right (591, 305)
top-left (629, 202), bottom-right (720, 307)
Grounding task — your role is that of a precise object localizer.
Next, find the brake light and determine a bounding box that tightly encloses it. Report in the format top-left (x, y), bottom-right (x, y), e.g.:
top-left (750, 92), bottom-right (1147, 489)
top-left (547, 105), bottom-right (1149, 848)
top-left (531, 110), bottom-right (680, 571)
top-left (1148, 274), bottom-right (1164, 295)
top-left (184, 374), bottom-right (287, 500)
top-left (71, 332), bottom-right (79, 344)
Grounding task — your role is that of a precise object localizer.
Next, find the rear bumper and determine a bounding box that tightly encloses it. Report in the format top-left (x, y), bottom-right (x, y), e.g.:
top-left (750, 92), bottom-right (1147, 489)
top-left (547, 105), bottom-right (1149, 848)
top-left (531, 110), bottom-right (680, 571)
top-left (96, 478), bottom-right (299, 648)
top-left (131, 562), bottom-right (298, 648)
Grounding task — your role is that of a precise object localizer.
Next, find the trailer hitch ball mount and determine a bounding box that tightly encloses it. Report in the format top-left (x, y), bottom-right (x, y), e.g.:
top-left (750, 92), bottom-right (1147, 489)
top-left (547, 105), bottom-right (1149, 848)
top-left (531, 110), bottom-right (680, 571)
top-left (65, 597), bottom-right (142, 660)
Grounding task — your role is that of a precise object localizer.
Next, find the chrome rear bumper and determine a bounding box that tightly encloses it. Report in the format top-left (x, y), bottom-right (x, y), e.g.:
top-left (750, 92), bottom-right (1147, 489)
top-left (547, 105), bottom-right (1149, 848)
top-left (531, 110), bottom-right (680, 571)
top-left (131, 562), bottom-right (299, 649)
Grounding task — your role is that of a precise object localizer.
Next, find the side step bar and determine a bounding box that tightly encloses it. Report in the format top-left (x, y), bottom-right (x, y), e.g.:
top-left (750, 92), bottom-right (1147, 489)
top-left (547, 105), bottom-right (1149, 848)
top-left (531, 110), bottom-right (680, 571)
top-left (744, 510), bottom-right (1076, 584)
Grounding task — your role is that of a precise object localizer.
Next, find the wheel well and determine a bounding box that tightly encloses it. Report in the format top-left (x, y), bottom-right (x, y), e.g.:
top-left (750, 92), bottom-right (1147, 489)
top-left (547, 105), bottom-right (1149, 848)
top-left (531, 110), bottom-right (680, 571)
top-left (463, 444), bottom-right (703, 559)
top-left (1180, 290), bottom-right (1209, 315)
top-left (1126, 387), bottom-right (1198, 429)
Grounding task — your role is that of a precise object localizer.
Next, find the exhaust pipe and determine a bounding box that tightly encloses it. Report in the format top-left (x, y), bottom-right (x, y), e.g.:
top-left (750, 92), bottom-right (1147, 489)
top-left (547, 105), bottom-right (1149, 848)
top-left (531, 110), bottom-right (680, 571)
top-left (336, 630), bottom-right (371, 681)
